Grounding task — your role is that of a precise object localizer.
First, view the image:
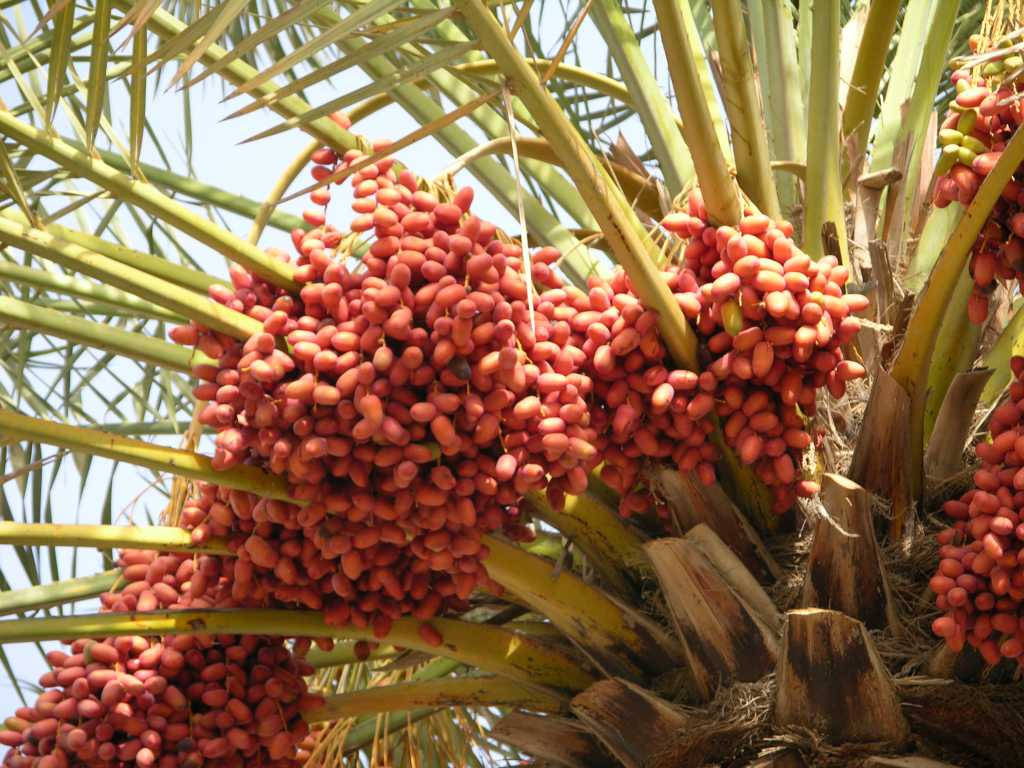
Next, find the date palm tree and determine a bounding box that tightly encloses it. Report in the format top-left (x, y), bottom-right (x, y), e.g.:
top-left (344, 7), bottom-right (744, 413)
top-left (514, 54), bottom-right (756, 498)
top-left (0, 1), bottom-right (1017, 766)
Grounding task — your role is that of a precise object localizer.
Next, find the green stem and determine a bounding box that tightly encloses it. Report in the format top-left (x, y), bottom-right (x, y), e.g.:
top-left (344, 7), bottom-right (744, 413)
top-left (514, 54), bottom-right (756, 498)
top-left (401, 656), bottom-right (459, 681)
top-left (0, 296), bottom-right (196, 372)
top-left (891, 1), bottom-right (960, 258)
top-left (0, 409), bottom-right (295, 502)
top-left (84, 0), bottom-right (112, 149)
top-left (41, 219), bottom-right (227, 294)
top-left (340, 709), bottom-right (434, 754)
top-left (91, 420), bottom-right (197, 435)
top-left (481, 534), bottom-right (683, 679)
top-left (796, 0), bottom-right (813, 113)
top-left (34, 298), bottom-right (170, 318)
top-left (0, 609), bottom-right (595, 690)
top-left (709, 0), bottom-right (781, 218)
top-left (453, 59), bottom-right (684, 132)
top-left (346, 92), bottom-right (392, 125)
top-left (923, 270), bottom-right (981, 443)
top-left (66, 139), bottom-right (307, 234)
top-left (689, 1), bottom-right (733, 158)
top-left (307, 643), bottom-right (398, 669)
top-left (867, 0), bottom-right (933, 176)
top-left (889, 125), bottom-right (1024, 511)
top-left (0, 569), bottom-right (118, 616)
top-left (129, 15), bottom-right (145, 170)
top-left (803, 0), bottom-right (847, 262)
top-left (905, 205), bottom-right (961, 294)
top-left (455, 0), bottom-right (698, 369)
top-left (441, 136), bottom-right (661, 217)
top-left (406, 2), bottom-right (599, 232)
top-left (0, 260), bottom-right (182, 322)
top-left (247, 139), bottom-right (320, 244)
top-left (524, 488), bottom-right (646, 598)
top-left (307, 676), bottom-right (566, 723)
top-left (0, 522), bottom-right (230, 554)
top-left (748, 0), bottom-right (804, 214)
top-left (980, 300), bottom-right (1024, 406)
top-left (0, 211), bottom-right (262, 340)
top-left (840, 0), bottom-right (901, 170)
top-left (522, 532), bottom-right (565, 561)
top-left (590, 0), bottom-right (694, 196)
top-left (652, 0), bottom-right (741, 223)
top-left (0, 112), bottom-right (299, 292)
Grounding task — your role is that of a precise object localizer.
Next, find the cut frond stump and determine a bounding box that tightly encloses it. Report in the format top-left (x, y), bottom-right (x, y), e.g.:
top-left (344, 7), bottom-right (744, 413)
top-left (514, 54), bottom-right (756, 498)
top-left (483, 535), bottom-right (685, 682)
top-left (570, 678), bottom-right (688, 768)
top-left (685, 523), bottom-right (782, 635)
top-left (655, 468), bottom-right (782, 581)
top-left (774, 608), bottom-right (908, 745)
top-left (924, 368), bottom-right (993, 481)
top-left (308, 676), bottom-right (569, 722)
top-left (646, 534), bottom-right (780, 701)
top-left (801, 474), bottom-right (899, 631)
top-left (862, 758), bottom-right (963, 768)
top-left (525, 488), bottom-right (646, 599)
top-left (849, 370), bottom-right (914, 538)
top-left (490, 712), bottom-right (617, 768)
top-left (856, 239), bottom-right (895, 373)
top-left (898, 680), bottom-right (1024, 767)
top-left (925, 642), bottom-right (958, 679)
top-left (745, 751), bottom-right (809, 768)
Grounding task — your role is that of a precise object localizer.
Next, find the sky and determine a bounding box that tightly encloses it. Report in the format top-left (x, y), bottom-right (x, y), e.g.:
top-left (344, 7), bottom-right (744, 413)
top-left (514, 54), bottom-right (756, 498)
top-left (0, 1), bottom-right (673, 707)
